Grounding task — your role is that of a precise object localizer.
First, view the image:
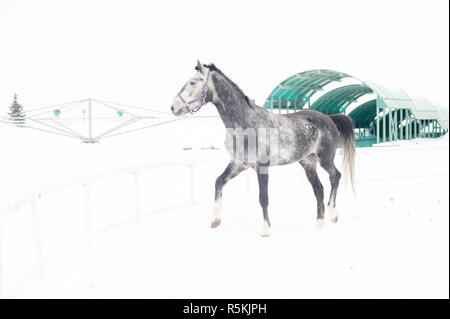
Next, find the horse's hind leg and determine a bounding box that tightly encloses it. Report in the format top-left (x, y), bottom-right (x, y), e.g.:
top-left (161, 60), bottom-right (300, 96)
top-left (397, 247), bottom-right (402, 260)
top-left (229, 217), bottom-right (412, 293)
top-left (212, 161), bottom-right (248, 228)
top-left (256, 165), bottom-right (270, 237)
top-left (319, 155), bottom-right (341, 223)
top-left (299, 155), bottom-right (325, 230)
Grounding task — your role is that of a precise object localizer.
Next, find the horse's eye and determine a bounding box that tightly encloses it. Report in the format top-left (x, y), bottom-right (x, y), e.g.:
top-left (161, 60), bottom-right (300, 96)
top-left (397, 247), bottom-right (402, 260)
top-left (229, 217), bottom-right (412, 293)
top-left (190, 81), bottom-right (196, 86)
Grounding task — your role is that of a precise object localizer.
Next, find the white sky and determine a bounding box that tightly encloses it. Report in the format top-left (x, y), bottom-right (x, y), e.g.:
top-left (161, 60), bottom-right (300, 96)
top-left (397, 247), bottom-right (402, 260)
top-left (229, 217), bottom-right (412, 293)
top-left (0, 0), bottom-right (448, 114)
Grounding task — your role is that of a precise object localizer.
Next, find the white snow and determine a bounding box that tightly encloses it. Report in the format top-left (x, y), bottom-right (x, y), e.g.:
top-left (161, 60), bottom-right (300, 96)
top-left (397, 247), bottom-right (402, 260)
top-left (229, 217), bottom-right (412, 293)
top-left (0, 120), bottom-right (448, 298)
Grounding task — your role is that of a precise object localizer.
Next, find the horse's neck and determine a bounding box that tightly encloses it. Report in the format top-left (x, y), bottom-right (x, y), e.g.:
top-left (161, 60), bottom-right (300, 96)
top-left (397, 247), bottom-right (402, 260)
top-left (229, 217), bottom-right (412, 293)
top-left (213, 100), bottom-right (247, 129)
top-left (211, 73), bottom-right (256, 129)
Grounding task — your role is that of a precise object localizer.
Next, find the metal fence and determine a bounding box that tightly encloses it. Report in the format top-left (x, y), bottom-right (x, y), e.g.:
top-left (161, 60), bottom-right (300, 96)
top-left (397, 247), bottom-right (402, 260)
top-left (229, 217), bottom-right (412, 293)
top-left (0, 158), bottom-right (222, 298)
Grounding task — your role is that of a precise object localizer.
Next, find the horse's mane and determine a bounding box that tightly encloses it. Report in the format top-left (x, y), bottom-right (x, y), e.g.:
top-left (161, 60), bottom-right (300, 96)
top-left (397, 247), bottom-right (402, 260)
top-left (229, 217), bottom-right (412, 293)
top-left (196, 63), bottom-right (252, 106)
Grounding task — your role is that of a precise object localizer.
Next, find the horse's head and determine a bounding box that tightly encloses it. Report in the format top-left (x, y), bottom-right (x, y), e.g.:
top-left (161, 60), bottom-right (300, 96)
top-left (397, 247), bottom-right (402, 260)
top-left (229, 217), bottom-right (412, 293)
top-left (171, 60), bottom-right (211, 116)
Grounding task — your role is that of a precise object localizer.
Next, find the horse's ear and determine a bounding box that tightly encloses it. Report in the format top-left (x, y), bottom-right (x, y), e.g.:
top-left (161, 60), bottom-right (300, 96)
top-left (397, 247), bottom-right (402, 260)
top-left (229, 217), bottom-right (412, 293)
top-left (196, 60), bottom-right (205, 74)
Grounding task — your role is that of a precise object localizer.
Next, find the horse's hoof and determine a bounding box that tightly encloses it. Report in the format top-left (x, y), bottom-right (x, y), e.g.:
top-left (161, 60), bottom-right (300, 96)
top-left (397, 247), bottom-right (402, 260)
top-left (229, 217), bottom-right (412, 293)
top-left (211, 219), bottom-right (221, 228)
top-left (328, 205), bottom-right (339, 223)
top-left (261, 220), bottom-right (270, 237)
top-left (316, 218), bottom-right (325, 230)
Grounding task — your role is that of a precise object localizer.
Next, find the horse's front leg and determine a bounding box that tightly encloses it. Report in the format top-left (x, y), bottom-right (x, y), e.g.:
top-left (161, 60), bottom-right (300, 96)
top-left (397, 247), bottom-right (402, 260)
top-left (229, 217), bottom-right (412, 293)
top-left (212, 161), bottom-right (248, 228)
top-left (256, 165), bottom-right (270, 237)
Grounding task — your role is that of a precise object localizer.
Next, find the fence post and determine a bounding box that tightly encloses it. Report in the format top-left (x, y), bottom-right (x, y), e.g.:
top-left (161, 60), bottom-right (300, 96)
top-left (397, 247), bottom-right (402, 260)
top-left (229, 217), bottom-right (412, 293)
top-left (83, 183), bottom-right (92, 252)
top-left (30, 199), bottom-right (45, 283)
top-left (376, 104), bottom-right (380, 144)
top-left (132, 172), bottom-right (141, 221)
top-left (88, 98), bottom-right (93, 142)
top-left (0, 219), bottom-right (4, 298)
top-left (188, 164), bottom-right (195, 204)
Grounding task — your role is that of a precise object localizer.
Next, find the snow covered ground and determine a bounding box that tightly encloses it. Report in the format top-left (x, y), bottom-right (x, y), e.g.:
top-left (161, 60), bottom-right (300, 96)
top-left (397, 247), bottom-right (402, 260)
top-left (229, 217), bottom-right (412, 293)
top-left (0, 119), bottom-right (448, 298)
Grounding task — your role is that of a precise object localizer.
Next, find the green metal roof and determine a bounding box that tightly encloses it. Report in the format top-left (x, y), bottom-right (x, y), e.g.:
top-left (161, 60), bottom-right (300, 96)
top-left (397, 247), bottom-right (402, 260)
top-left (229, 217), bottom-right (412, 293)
top-left (348, 99), bottom-right (378, 128)
top-left (412, 98), bottom-right (449, 129)
top-left (437, 107), bottom-right (449, 130)
top-left (309, 84), bottom-right (373, 114)
top-left (412, 98), bottom-right (442, 119)
top-left (264, 69), bottom-right (448, 131)
top-left (263, 70), bottom-right (416, 113)
top-left (263, 69), bottom-right (349, 110)
top-left (364, 81), bottom-right (414, 109)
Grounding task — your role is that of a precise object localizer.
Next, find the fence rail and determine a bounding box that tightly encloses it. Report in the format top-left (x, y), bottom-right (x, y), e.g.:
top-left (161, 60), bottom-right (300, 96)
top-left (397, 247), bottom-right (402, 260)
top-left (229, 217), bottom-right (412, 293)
top-left (0, 157), bottom-right (222, 298)
top-left (0, 155), bottom-right (447, 298)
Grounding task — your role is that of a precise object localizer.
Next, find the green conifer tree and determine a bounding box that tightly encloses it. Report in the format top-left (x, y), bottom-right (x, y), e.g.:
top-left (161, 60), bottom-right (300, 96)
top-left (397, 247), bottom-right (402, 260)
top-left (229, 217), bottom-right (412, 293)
top-left (8, 94), bottom-right (26, 127)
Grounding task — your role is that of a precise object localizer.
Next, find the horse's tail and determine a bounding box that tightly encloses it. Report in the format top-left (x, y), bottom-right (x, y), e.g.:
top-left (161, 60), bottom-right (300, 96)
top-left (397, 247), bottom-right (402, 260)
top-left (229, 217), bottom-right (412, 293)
top-left (329, 114), bottom-right (356, 194)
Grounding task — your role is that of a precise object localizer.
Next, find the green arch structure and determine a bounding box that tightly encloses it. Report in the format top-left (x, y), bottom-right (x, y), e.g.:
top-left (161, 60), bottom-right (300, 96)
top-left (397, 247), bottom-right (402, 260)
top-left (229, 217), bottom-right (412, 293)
top-left (264, 69), bottom-right (448, 147)
top-left (348, 99), bottom-right (378, 129)
top-left (309, 84), bottom-right (373, 114)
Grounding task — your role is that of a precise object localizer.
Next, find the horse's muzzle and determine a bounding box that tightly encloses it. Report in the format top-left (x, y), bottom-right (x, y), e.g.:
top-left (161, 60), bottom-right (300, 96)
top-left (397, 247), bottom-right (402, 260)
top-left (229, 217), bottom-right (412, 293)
top-left (171, 104), bottom-right (185, 117)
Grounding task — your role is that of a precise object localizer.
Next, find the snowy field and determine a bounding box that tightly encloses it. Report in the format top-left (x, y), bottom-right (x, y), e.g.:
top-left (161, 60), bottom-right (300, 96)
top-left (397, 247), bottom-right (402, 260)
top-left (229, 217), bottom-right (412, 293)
top-left (0, 118), bottom-right (448, 299)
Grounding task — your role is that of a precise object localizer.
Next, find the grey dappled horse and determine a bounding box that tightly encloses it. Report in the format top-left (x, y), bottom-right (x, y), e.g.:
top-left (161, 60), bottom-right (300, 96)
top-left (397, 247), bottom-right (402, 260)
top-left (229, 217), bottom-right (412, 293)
top-left (171, 61), bottom-right (355, 237)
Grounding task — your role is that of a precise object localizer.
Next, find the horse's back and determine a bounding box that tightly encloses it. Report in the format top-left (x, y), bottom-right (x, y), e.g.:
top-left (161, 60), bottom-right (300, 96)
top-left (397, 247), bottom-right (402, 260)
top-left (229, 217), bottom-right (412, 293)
top-left (283, 109), bottom-right (340, 156)
top-left (284, 110), bottom-right (338, 133)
